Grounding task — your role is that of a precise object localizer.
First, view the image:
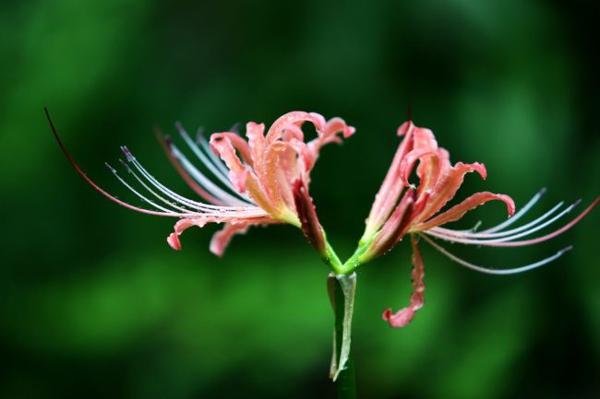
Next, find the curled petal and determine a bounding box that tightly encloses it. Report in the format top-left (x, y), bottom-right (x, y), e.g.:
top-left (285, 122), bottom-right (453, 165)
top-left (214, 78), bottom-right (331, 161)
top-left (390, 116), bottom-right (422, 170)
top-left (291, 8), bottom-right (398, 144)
top-left (415, 148), bottom-right (450, 199)
top-left (382, 235), bottom-right (425, 328)
top-left (415, 192), bottom-right (515, 231)
top-left (211, 132), bottom-right (253, 166)
top-left (167, 215), bottom-right (274, 251)
top-left (266, 111), bottom-right (325, 142)
top-left (210, 135), bottom-right (249, 192)
top-left (415, 161), bottom-right (487, 223)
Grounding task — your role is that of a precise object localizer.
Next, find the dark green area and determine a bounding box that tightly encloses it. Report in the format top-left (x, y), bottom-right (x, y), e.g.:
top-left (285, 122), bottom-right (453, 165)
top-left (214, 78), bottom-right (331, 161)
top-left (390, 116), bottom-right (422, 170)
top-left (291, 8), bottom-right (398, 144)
top-left (1, 0), bottom-right (598, 398)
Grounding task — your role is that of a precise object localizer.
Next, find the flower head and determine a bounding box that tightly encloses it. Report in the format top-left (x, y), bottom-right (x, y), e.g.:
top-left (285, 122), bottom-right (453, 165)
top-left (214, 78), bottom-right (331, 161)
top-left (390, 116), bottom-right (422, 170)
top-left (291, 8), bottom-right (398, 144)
top-left (354, 120), bottom-right (598, 328)
top-left (47, 109), bottom-right (354, 257)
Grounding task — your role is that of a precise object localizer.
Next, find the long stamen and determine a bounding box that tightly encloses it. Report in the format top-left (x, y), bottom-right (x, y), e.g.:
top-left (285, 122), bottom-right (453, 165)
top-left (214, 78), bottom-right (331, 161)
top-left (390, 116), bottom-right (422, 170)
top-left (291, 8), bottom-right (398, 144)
top-left (433, 200), bottom-right (564, 239)
top-left (45, 107), bottom-right (178, 217)
top-left (482, 188), bottom-right (546, 233)
top-left (421, 234), bottom-right (572, 275)
top-left (106, 162), bottom-right (191, 216)
top-left (425, 198), bottom-right (597, 247)
top-left (426, 200), bottom-right (580, 245)
top-left (121, 146), bottom-right (248, 212)
top-left (116, 159), bottom-right (197, 214)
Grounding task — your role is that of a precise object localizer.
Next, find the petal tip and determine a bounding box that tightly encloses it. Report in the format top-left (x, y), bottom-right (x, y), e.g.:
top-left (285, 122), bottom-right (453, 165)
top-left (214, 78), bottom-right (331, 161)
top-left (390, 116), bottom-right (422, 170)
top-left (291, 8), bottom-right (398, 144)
top-left (382, 307), bottom-right (415, 328)
top-left (397, 120), bottom-right (414, 136)
top-left (167, 233), bottom-right (182, 251)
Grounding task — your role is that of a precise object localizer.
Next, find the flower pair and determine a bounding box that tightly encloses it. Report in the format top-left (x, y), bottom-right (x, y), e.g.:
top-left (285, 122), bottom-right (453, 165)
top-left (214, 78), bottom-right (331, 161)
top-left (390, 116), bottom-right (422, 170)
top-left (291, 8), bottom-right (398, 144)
top-left (47, 109), bottom-right (597, 329)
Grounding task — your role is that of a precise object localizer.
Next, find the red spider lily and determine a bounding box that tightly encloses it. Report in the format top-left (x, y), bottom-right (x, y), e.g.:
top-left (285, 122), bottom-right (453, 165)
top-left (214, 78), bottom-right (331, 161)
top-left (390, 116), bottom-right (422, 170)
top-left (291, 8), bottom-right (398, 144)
top-left (46, 109), bottom-right (354, 258)
top-left (354, 121), bottom-right (598, 328)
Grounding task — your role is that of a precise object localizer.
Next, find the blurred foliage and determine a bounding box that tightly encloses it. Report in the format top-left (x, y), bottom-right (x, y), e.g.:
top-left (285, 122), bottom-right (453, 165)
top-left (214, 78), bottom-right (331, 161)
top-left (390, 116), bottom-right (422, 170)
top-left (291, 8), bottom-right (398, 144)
top-left (1, 0), bottom-right (599, 398)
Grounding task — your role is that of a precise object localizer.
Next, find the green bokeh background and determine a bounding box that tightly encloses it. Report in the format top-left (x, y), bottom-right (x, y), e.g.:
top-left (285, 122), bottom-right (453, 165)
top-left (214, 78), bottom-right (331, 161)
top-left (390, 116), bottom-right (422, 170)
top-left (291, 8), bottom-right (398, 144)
top-left (1, 1), bottom-right (598, 398)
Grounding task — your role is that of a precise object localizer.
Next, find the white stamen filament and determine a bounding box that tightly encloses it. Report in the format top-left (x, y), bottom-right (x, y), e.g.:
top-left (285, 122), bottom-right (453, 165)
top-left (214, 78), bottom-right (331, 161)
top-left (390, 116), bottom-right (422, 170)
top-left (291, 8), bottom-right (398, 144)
top-left (117, 159), bottom-right (199, 214)
top-left (177, 124), bottom-right (235, 188)
top-left (106, 163), bottom-right (190, 217)
top-left (425, 200), bottom-right (580, 246)
top-left (109, 160), bottom-right (267, 220)
top-left (121, 146), bottom-right (262, 214)
top-left (420, 234), bottom-right (572, 275)
top-left (433, 200), bottom-right (564, 239)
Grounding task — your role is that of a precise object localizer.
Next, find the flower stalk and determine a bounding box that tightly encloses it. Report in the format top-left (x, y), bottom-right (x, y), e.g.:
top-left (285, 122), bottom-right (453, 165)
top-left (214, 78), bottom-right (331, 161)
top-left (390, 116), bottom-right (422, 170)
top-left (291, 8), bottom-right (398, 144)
top-left (328, 272), bottom-right (358, 398)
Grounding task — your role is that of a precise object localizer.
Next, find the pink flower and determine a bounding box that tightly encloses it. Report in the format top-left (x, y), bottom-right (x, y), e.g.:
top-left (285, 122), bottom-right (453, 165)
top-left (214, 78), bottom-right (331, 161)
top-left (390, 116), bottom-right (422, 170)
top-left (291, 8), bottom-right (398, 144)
top-left (46, 109), bottom-right (354, 257)
top-left (355, 121), bottom-right (598, 328)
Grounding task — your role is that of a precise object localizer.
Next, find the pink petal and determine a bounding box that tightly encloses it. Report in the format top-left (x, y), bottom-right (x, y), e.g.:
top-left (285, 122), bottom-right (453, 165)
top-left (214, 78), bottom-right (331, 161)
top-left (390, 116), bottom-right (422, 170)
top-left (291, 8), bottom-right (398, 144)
top-left (414, 161), bottom-right (487, 224)
top-left (245, 122), bottom-right (266, 162)
top-left (382, 235), bottom-right (425, 328)
top-left (211, 132), bottom-right (253, 166)
top-left (210, 134), bottom-right (249, 192)
top-left (415, 192), bottom-right (515, 231)
top-left (209, 223), bottom-right (251, 257)
top-left (210, 134), bottom-right (276, 214)
top-left (367, 190), bottom-right (416, 259)
top-left (363, 122), bottom-right (416, 236)
top-left (167, 215), bottom-right (274, 251)
top-left (262, 141), bottom-right (297, 212)
top-left (266, 111), bottom-right (325, 142)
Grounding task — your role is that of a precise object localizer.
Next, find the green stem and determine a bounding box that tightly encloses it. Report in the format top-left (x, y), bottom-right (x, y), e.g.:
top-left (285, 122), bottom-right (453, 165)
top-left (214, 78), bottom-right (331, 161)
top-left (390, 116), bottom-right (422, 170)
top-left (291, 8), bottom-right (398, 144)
top-left (328, 273), bottom-right (357, 399)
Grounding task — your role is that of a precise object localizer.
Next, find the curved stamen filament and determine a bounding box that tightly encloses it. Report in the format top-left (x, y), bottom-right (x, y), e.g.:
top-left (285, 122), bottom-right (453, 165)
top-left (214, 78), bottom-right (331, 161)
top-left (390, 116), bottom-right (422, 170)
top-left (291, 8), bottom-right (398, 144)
top-left (177, 124), bottom-right (237, 189)
top-left (106, 162), bottom-right (192, 216)
top-left (425, 200), bottom-right (581, 246)
top-left (46, 108), bottom-right (179, 217)
top-left (421, 234), bottom-right (572, 275)
top-left (433, 200), bottom-right (564, 239)
top-left (117, 156), bottom-right (266, 219)
top-left (122, 146), bottom-right (251, 212)
top-left (116, 160), bottom-right (200, 215)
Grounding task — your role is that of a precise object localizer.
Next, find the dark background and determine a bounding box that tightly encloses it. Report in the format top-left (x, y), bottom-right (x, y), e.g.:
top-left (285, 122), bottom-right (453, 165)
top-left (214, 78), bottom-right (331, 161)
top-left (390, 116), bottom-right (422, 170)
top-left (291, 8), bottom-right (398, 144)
top-left (1, 0), bottom-right (598, 398)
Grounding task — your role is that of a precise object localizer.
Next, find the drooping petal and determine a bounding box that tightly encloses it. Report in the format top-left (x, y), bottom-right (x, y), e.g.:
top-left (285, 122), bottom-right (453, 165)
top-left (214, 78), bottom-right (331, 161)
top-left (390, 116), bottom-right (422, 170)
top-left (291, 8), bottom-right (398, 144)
top-left (210, 222), bottom-right (251, 256)
top-left (382, 235), bottom-right (425, 328)
top-left (167, 214), bottom-right (273, 251)
top-left (415, 191), bottom-right (515, 231)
